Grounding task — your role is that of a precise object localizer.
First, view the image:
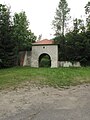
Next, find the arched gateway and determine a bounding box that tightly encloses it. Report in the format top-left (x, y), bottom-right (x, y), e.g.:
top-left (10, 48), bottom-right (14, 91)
top-left (39, 53), bottom-right (51, 67)
top-left (31, 39), bottom-right (58, 68)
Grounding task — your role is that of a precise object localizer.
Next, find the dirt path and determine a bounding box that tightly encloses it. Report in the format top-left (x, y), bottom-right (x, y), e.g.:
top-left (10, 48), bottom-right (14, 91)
top-left (0, 84), bottom-right (90, 120)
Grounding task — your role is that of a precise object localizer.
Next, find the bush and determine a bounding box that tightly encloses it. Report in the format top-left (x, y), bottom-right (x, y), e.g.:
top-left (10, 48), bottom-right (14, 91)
top-left (80, 58), bottom-right (87, 66)
top-left (39, 58), bottom-right (51, 67)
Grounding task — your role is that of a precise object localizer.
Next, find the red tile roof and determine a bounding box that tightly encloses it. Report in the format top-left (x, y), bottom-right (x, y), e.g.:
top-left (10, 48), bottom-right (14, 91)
top-left (33, 39), bottom-right (54, 45)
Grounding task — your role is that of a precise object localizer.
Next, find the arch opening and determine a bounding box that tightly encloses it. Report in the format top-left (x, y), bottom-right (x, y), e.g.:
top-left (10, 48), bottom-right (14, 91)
top-left (39, 53), bottom-right (51, 67)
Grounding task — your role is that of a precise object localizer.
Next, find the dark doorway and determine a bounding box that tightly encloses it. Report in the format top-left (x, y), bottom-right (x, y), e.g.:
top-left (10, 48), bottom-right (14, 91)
top-left (39, 53), bottom-right (51, 67)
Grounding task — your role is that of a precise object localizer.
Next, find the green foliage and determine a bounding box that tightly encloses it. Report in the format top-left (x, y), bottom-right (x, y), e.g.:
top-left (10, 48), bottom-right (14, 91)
top-left (53, 20), bottom-right (90, 65)
top-left (73, 18), bottom-right (85, 33)
top-left (39, 55), bottom-right (51, 67)
top-left (13, 11), bottom-right (36, 51)
top-left (0, 4), bottom-right (37, 67)
top-left (52, 1), bottom-right (90, 66)
top-left (39, 54), bottom-right (51, 67)
top-left (0, 4), bottom-right (16, 68)
top-left (53, 35), bottom-right (66, 61)
top-left (85, 2), bottom-right (90, 31)
top-left (52, 0), bottom-right (70, 36)
top-left (13, 11), bottom-right (36, 65)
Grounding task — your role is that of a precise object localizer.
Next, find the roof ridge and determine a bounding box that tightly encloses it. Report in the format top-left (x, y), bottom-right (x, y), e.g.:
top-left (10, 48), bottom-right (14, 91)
top-left (33, 39), bottom-right (54, 45)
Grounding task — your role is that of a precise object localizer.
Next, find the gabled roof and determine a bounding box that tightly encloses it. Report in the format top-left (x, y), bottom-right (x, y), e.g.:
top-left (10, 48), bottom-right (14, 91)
top-left (32, 39), bottom-right (54, 45)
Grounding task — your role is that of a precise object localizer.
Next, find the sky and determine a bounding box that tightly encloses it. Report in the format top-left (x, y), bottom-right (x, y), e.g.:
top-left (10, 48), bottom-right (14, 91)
top-left (0, 0), bottom-right (89, 39)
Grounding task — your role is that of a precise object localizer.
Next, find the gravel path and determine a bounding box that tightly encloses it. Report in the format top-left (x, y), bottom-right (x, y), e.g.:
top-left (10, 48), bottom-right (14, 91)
top-left (0, 84), bottom-right (90, 120)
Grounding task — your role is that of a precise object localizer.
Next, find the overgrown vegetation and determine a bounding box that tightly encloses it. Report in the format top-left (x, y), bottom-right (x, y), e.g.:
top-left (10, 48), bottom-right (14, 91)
top-left (52, 0), bottom-right (70, 36)
top-left (39, 54), bottom-right (51, 67)
top-left (0, 67), bottom-right (90, 89)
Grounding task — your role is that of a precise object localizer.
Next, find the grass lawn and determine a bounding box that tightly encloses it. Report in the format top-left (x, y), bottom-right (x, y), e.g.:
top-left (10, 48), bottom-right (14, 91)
top-left (0, 67), bottom-right (90, 89)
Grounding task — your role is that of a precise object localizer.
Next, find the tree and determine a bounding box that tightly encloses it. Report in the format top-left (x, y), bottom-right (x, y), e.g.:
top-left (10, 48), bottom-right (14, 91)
top-left (0, 4), bottom-right (16, 68)
top-left (73, 18), bottom-right (85, 34)
top-left (65, 32), bottom-right (85, 61)
top-left (52, 0), bottom-right (70, 36)
top-left (53, 35), bottom-right (66, 61)
top-left (0, 4), bottom-right (37, 67)
top-left (65, 22), bottom-right (90, 66)
top-left (13, 11), bottom-right (36, 65)
top-left (85, 2), bottom-right (90, 31)
top-left (13, 11), bottom-right (36, 51)
top-left (52, 1), bottom-right (90, 66)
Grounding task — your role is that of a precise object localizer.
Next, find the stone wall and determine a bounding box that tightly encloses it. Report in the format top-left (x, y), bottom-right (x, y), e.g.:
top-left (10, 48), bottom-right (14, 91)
top-left (58, 61), bottom-right (81, 67)
top-left (23, 51), bottom-right (31, 66)
top-left (19, 51), bottom-right (26, 66)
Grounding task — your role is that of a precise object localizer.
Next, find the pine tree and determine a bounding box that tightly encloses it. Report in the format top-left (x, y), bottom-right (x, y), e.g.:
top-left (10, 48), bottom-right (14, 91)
top-left (52, 0), bottom-right (70, 36)
top-left (0, 4), bottom-right (16, 67)
top-left (85, 2), bottom-right (90, 31)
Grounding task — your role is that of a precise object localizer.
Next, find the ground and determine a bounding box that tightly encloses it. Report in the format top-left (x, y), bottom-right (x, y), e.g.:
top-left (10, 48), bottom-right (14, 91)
top-left (0, 84), bottom-right (90, 120)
